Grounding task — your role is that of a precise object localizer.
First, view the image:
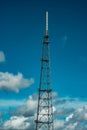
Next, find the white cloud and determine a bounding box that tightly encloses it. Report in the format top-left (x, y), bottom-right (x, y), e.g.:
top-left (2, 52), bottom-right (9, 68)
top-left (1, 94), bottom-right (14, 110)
top-left (54, 105), bottom-right (87, 130)
top-left (66, 113), bottom-right (73, 122)
top-left (54, 97), bottom-right (87, 109)
top-left (52, 91), bottom-right (59, 99)
top-left (0, 51), bottom-right (6, 62)
top-left (0, 72), bottom-right (34, 93)
top-left (16, 93), bottom-right (56, 118)
top-left (2, 116), bottom-right (33, 130)
top-left (62, 105), bottom-right (87, 130)
top-left (68, 105), bottom-right (87, 122)
top-left (16, 94), bottom-right (37, 117)
top-left (65, 122), bottom-right (78, 130)
top-left (1, 93), bottom-right (87, 130)
top-left (53, 96), bottom-right (87, 130)
top-left (0, 99), bottom-right (24, 107)
top-left (54, 120), bottom-right (64, 129)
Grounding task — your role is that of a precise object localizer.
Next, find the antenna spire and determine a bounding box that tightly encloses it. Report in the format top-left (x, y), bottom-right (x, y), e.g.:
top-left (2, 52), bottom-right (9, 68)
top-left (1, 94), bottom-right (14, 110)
top-left (46, 11), bottom-right (48, 36)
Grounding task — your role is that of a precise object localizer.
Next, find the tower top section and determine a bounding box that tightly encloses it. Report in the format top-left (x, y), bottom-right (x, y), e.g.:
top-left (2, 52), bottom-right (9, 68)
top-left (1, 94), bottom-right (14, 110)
top-left (46, 11), bottom-right (48, 36)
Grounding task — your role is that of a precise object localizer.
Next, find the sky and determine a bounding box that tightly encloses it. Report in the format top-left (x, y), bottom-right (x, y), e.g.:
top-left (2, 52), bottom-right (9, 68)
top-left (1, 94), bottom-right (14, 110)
top-left (0, 0), bottom-right (87, 129)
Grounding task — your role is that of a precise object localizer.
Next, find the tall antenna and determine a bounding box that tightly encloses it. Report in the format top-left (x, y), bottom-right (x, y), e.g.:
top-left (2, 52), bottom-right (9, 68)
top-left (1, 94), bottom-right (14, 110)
top-left (46, 11), bottom-right (48, 36)
top-left (35, 11), bottom-right (54, 130)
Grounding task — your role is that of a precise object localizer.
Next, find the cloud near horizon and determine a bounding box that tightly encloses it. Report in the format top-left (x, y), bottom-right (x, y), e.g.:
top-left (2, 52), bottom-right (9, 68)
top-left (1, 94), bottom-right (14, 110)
top-left (0, 72), bottom-right (34, 93)
top-left (0, 93), bottom-right (87, 130)
top-left (15, 94), bottom-right (37, 117)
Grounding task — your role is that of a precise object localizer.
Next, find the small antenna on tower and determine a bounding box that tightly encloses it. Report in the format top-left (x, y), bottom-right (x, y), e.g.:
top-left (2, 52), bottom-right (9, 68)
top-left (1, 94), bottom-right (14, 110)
top-left (46, 11), bottom-right (48, 36)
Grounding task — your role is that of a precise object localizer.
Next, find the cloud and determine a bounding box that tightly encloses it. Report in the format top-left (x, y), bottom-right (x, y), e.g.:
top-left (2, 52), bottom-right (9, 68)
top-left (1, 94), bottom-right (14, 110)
top-left (53, 95), bottom-right (87, 130)
top-left (0, 51), bottom-right (6, 62)
top-left (64, 105), bottom-right (87, 130)
top-left (16, 94), bottom-right (37, 117)
top-left (54, 119), bottom-right (64, 129)
top-left (1, 93), bottom-right (87, 130)
top-left (0, 99), bottom-right (24, 107)
top-left (52, 91), bottom-right (59, 99)
top-left (0, 72), bottom-right (34, 93)
top-left (54, 107), bottom-right (74, 119)
top-left (2, 105), bottom-right (87, 130)
top-left (53, 97), bottom-right (87, 130)
top-left (53, 105), bottom-right (87, 130)
top-left (2, 116), bottom-right (34, 130)
top-left (67, 105), bottom-right (87, 122)
top-left (0, 112), bottom-right (3, 126)
top-left (54, 97), bottom-right (87, 109)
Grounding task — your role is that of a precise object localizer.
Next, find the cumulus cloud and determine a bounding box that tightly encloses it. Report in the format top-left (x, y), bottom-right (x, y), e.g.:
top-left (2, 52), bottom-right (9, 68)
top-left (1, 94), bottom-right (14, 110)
top-left (53, 105), bottom-right (87, 130)
top-left (53, 97), bottom-right (87, 130)
top-left (2, 116), bottom-right (34, 130)
top-left (0, 94), bottom-right (37, 130)
top-left (16, 94), bottom-right (37, 117)
top-left (67, 105), bottom-right (87, 122)
top-left (3, 105), bottom-right (87, 130)
top-left (1, 93), bottom-right (87, 130)
top-left (0, 72), bottom-right (34, 93)
top-left (0, 51), bottom-right (6, 62)
top-left (63, 105), bottom-right (87, 130)
top-left (16, 93), bottom-right (56, 117)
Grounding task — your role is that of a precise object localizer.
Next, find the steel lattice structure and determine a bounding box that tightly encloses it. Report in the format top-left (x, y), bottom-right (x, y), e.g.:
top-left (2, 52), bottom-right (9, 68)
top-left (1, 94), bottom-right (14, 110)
top-left (35, 11), bottom-right (54, 130)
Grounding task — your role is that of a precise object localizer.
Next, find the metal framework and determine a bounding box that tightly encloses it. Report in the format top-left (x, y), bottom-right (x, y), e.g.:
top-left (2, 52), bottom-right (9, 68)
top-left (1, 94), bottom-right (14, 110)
top-left (35, 11), bottom-right (54, 130)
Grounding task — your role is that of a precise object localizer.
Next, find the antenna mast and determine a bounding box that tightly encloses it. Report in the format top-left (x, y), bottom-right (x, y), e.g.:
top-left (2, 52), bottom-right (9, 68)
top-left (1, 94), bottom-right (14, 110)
top-left (46, 11), bottom-right (48, 36)
top-left (35, 11), bottom-right (54, 130)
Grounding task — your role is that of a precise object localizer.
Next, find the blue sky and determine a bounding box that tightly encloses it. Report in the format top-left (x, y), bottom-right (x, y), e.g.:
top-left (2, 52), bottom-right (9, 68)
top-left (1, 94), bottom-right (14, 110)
top-left (0, 0), bottom-right (87, 129)
top-left (0, 0), bottom-right (87, 98)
